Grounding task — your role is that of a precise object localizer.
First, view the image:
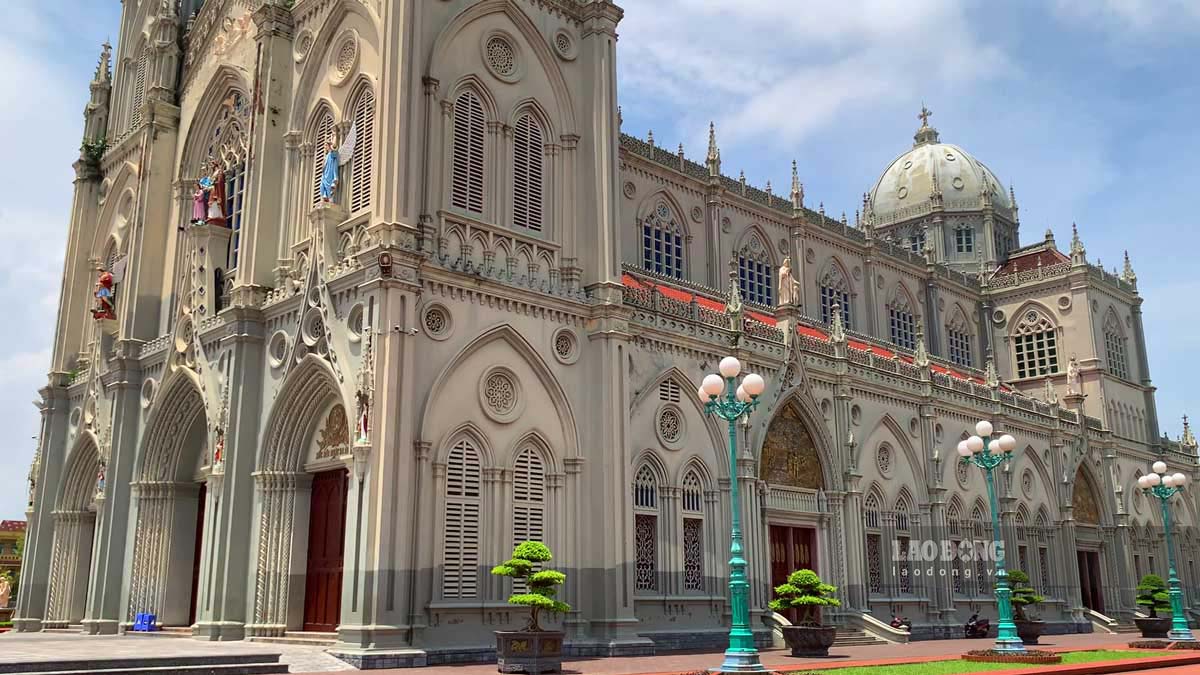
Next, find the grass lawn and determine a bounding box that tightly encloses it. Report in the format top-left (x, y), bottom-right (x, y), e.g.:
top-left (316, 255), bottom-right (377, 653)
top-left (785, 649), bottom-right (1172, 675)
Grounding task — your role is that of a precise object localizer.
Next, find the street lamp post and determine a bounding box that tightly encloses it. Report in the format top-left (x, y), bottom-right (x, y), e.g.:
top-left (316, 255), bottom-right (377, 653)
top-left (956, 420), bottom-right (1024, 653)
top-left (1137, 462), bottom-right (1195, 642)
top-left (700, 356), bottom-right (767, 673)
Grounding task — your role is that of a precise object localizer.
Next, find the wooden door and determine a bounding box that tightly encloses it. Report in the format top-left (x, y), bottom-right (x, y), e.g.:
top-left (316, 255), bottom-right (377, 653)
top-left (303, 469), bottom-right (349, 632)
top-left (769, 525), bottom-right (817, 622)
top-left (188, 483), bottom-right (207, 626)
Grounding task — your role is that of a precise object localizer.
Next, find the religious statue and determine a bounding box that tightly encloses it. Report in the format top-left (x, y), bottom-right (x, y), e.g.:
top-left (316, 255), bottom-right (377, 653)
top-left (206, 161), bottom-right (227, 225)
top-left (0, 573), bottom-right (11, 609)
top-left (355, 389), bottom-right (370, 444)
top-left (92, 270), bottom-right (116, 320)
top-left (95, 463), bottom-right (106, 497)
top-left (27, 473), bottom-right (35, 508)
top-left (319, 136), bottom-right (340, 203)
top-left (213, 429), bottom-right (224, 465)
top-left (1066, 356), bottom-right (1080, 394)
top-left (777, 256), bottom-right (800, 307)
top-left (191, 179), bottom-right (209, 226)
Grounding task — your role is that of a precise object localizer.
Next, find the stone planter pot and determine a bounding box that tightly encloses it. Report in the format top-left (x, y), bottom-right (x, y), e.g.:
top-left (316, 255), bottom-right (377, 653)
top-left (495, 630), bottom-right (565, 674)
top-left (781, 625), bottom-right (836, 657)
top-left (1135, 617), bottom-right (1172, 639)
top-left (1015, 619), bottom-right (1045, 645)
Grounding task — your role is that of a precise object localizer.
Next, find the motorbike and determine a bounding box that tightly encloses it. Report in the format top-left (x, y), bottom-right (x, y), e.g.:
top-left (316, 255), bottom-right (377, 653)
top-left (964, 615), bottom-right (991, 638)
top-left (890, 616), bottom-right (912, 631)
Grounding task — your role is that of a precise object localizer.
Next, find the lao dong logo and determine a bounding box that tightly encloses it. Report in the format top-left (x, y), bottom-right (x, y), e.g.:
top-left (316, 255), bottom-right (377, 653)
top-left (890, 539), bottom-right (1002, 579)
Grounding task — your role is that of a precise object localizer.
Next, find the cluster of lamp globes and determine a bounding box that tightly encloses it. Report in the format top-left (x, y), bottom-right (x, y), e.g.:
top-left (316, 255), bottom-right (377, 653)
top-left (955, 420), bottom-right (1018, 458)
top-left (1138, 462), bottom-right (1189, 490)
top-left (697, 357), bottom-right (766, 402)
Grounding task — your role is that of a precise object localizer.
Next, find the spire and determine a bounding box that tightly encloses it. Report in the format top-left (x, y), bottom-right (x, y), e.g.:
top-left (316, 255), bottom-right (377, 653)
top-left (1122, 250), bottom-right (1138, 286)
top-left (1183, 414), bottom-right (1197, 452)
top-left (725, 256), bottom-right (744, 336)
top-left (818, 202), bottom-right (826, 219)
top-left (706, 122), bottom-right (721, 176)
top-left (1010, 184), bottom-right (1019, 223)
top-left (94, 40), bottom-right (112, 84)
top-left (914, 320), bottom-right (929, 367)
top-left (646, 129), bottom-right (655, 148)
top-left (765, 180), bottom-right (773, 198)
top-left (829, 303), bottom-right (846, 344)
top-left (790, 160), bottom-right (804, 215)
top-left (913, 103), bottom-right (940, 146)
top-left (617, 105), bottom-right (622, 129)
top-left (1069, 223), bottom-right (1087, 266)
top-left (1044, 227), bottom-right (1056, 249)
top-left (738, 170), bottom-right (746, 195)
top-left (984, 349), bottom-right (1000, 389)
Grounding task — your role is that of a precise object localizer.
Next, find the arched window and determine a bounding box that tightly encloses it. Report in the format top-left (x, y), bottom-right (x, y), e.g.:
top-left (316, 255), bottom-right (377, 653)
top-left (633, 463), bottom-right (659, 593)
top-left (1013, 308), bottom-right (1059, 378)
top-left (1104, 311), bottom-right (1129, 380)
top-left (450, 91), bottom-right (485, 215)
top-left (205, 92), bottom-right (250, 270)
top-left (864, 492), bottom-right (882, 595)
top-left (349, 87), bottom-right (376, 213)
top-left (819, 263), bottom-right (851, 329)
top-left (738, 235), bottom-right (773, 305)
top-left (888, 288), bottom-right (916, 350)
top-left (512, 113), bottom-right (545, 232)
top-left (948, 501), bottom-right (964, 594)
top-left (311, 111), bottom-right (336, 207)
top-left (955, 224), bottom-right (975, 253)
top-left (512, 447), bottom-right (546, 592)
top-left (681, 469), bottom-right (705, 592)
top-left (1015, 509), bottom-right (1029, 575)
top-left (895, 496), bottom-right (912, 593)
top-left (1035, 511), bottom-right (1051, 591)
top-left (971, 503), bottom-right (990, 595)
top-left (946, 309), bottom-right (973, 367)
top-left (130, 46), bottom-right (148, 130)
top-left (442, 438), bottom-right (482, 599)
top-left (908, 227), bottom-right (926, 253)
top-left (641, 201), bottom-right (683, 279)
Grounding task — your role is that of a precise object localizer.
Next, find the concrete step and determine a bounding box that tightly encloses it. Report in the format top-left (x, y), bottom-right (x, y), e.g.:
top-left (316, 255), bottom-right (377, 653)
top-left (0, 654), bottom-right (283, 675)
top-left (248, 634), bottom-right (337, 647)
top-left (125, 627), bottom-right (192, 638)
top-left (833, 629), bottom-right (888, 647)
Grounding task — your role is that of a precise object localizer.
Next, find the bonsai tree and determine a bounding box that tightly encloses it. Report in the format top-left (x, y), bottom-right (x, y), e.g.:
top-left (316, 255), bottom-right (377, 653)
top-left (768, 569), bottom-right (840, 626)
top-left (491, 541), bottom-right (570, 631)
top-left (1009, 570), bottom-right (1045, 621)
top-left (1136, 574), bottom-right (1170, 618)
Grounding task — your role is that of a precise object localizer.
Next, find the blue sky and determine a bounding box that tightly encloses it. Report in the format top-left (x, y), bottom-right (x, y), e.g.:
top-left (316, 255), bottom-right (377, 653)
top-left (0, 0), bottom-right (1197, 520)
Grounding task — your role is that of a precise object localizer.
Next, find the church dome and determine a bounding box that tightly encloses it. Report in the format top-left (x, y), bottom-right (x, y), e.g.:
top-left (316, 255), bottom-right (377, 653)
top-left (868, 108), bottom-right (1010, 227)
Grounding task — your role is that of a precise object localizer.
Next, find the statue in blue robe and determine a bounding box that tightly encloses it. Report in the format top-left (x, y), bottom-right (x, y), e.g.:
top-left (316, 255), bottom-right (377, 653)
top-left (319, 140), bottom-right (339, 202)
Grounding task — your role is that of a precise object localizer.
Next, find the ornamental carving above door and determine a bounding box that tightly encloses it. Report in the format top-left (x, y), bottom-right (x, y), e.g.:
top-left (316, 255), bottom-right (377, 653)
top-left (760, 403), bottom-right (824, 489)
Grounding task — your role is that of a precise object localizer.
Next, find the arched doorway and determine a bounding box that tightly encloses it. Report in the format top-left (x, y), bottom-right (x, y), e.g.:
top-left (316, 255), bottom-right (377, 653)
top-left (126, 375), bottom-right (209, 627)
top-left (249, 358), bottom-right (350, 636)
top-left (43, 436), bottom-right (102, 628)
top-left (760, 402), bottom-right (826, 610)
top-left (1073, 466), bottom-right (1104, 613)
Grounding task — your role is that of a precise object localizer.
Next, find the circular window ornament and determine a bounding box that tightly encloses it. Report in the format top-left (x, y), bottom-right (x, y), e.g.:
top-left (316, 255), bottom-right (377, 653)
top-left (721, 217), bottom-right (732, 233)
top-left (422, 303), bottom-right (452, 340)
top-left (1057, 295), bottom-right (1072, 311)
top-left (991, 309), bottom-right (1007, 326)
top-left (302, 308), bottom-right (325, 347)
top-left (952, 176), bottom-right (965, 190)
top-left (483, 33), bottom-right (520, 82)
top-left (656, 202), bottom-right (671, 219)
top-left (552, 327), bottom-right (579, 365)
top-left (656, 405), bottom-right (685, 449)
top-left (347, 303), bottom-right (365, 343)
top-left (877, 444), bottom-right (893, 477)
top-left (903, 160), bottom-right (913, 170)
top-left (956, 459), bottom-right (971, 488)
top-left (140, 378), bottom-right (157, 410)
top-left (944, 151), bottom-right (957, 161)
top-left (1021, 468), bottom-right (1034, 497)
top-left (850, 404), bottom-right (862, 426)
top-left (691, 206), bottom-right (703, 223)
top-left (479, 367), bottom-right (523, 423)
top-left (69, 406), bottom-right (82, 429)
top-left (553, 29), bottom-right (577, 60)
top-left (294, 29), bottom-right (314, 63)
top-left (897, 186), bottom-right (909, 200)
top-left (268, 330), bottom-right (289, 369)
top-left (623, 181), bottom-right (636, 199)
top-left (329, 30), bottom-right (359, 86)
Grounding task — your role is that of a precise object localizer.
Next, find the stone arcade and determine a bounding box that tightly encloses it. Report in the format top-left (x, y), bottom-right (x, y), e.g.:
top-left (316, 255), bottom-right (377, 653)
top-left (16, 0), bottom-right (1200, 667)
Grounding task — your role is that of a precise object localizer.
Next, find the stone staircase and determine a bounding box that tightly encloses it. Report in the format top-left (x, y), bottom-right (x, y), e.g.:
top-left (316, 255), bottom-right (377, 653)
top-left (833, 628), bottom-right (889, 647)
top-left (0, 653), bottom-right (286, 675)
top-left (248, 631), bottom-right (338, 647)
top-left (1113, 622), bottom-right (1141, 634)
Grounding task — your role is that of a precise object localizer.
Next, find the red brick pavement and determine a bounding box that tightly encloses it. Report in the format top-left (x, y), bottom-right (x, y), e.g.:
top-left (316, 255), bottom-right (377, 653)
top-left (295, 632), bottom-right (1138, 675)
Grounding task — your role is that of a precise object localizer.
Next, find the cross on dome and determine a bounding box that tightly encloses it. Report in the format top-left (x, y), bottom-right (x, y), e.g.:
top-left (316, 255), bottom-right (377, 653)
top-left (918, 104), bottom-right (932, 127)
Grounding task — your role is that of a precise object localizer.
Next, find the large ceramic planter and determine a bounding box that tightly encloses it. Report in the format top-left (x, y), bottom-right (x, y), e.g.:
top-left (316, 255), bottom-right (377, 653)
top-left (781, 625), bottom-right (836, 657)
top-left (1135, 617), bottom-right (1171, 639)
top-left (495, 630), bottom-right (565, 674)
top-left (1015, 619), bottom-right (1045, 645)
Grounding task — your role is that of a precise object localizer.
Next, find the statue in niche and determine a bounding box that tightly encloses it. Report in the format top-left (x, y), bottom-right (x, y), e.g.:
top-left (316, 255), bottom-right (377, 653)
top-left (1066, 355), bottom-right (1080, 394)
top-left (355, 389), bottom-right (370, 444)
top-left (94, 462), bottom-right (106, 498)
top-left (191, 179), bottom-right (208, 226)
top-left (92, 270), bottom-right (116, 320)
top-left (319, 135), bottom-right (340, 203)
top-left (777, 256), bottom-right (800, 307)
top-left (206, 160), bottom-right (227, 225)
top-left (213, 429), bottom-right (224, 465)
top-left (0, 574), bottom-right (10, 609)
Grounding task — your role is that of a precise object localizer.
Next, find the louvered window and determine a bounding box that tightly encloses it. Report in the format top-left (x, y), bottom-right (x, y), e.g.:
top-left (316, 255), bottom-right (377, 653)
top-left (311, 112), bottom-right (336, 207)
top-left (451, 91), bottom-right (485, 214)
top-left (658, 380), bottom-right (681, 403)
top-left (443, 439), bottom-right (482, 599)
top-left (512, 447), bottom-right (546, 593)
top-left (130, 46), bottom-right (148, 130)
top-left (349, 88), bottom-right (375, 213)
top-left (895, 499), bottom-right (912, 593)
top-left (633, 464), bottom-right (658, 592)
top-left (512, 114), bottom-right (544, 231)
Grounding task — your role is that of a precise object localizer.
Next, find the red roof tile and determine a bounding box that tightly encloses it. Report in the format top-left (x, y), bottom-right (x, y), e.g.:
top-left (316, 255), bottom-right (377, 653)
top-left (994, 246), bottom-right (1069, 277)
top-left (0, 520), bottom-right (26, 532)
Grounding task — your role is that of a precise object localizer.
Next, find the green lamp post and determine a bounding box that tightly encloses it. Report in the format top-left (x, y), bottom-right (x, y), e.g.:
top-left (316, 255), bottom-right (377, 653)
top-left (955, 420), bottom-right (1024, 653)
top-left (700, 356), bottom-right (767, 673)
top-left (1137, 461), bottom-right (1195, 642)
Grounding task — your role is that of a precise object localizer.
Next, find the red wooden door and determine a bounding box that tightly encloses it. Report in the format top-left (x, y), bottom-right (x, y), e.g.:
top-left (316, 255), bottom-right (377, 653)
top-left (303, 469), bottom-right (349, 632)
top-left (188, 483), bottom-right (208, 626)
top-left (769, 526), bottom-right (817, 623)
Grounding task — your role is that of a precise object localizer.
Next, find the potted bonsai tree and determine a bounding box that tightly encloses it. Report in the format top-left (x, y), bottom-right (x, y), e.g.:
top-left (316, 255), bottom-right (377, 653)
top-left (1009, 570), bottom-right (1046, 644)
top-left (769, 569), bottom-right (840, 657)
top-left (1135, 574), bottom-right (1172, 638)
top-left (491, 541), bottom-right (570, 674)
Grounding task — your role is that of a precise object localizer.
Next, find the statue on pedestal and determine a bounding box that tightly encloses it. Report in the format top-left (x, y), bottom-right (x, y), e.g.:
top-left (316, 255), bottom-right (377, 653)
top-left (0, 574), bottom-right (11, 609)
top-left (355, 389), bottom-right (370, 444)
top-left (206, 160), bottom-right (227, 225)
top-left (92, 270), bottom-right (116, 320)
top-left (94, 462), bottom-right (106, 498)
top-left (777, 256), bottom-right (800, 307)
top-left (1066, 356), bottom-right (1080, 395)
top-left (191, 179), bottom-right (209, 226)
top-left (319, 137), bottom-right (339, 203)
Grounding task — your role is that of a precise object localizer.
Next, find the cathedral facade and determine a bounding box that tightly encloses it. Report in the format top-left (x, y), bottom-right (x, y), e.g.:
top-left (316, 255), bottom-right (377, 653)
top-left (15, 0), bottom-right (1200, 665)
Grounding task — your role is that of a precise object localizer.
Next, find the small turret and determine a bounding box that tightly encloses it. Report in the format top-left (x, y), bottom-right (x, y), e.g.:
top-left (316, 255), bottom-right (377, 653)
top-left (1122, 250), bottom-right (1138, 287)
top-left (790, 160), bottom-right (804, 216)
top-left (1069, 223), bottom-right (1087, 267)
top-left (81, 41), bottom-right (112, 171)
top-left (914, 320), bottom-right (929, 367)
top-left (913, 103), bottom-right (940, 146)
top-left (1183, 415), bottom-right (1197, 453)
top-left (1010, 185), bottom-right (1019, 223)
top-left (706, 122), bottom-right (721, 177)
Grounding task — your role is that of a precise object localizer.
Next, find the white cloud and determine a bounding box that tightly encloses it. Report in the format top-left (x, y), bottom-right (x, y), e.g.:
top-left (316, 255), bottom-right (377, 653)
top-left (1052, 0), bottom-right (1200, 33)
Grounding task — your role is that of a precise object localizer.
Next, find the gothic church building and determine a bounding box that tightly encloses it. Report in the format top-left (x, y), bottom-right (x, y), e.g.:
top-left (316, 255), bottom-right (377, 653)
top-left (15, 0), bottom-right (1200, 665)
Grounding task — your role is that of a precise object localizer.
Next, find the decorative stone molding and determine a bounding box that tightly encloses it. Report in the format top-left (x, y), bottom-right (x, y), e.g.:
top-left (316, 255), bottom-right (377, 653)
top-left (482, 31), bottom-right (521, 83)
top-left (479, 366), bottom-right (523, 424)
top-left (551, 327), bottom-right (579, 365)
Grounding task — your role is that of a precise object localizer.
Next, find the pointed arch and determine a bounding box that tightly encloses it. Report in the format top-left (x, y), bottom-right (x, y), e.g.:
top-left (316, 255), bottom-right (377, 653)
top-left (449, 83), bottom-right (488, 215)
top-left (861, 413), bottom-right (927, 503)
top-left (887, 283), bottom-right (917, 349)
top-left (307, 102), bottom-right (339, 208)
top-left (637, 191), bottom-right (687, 279)
top-left (945, 302), bottom-right (974, 367)
top-left (261, 354), bottom-right (345, 473)
top-left (1071, 464), bottom-right (1104, 525)
top-left (1012, 445), bottom-right (1058, 520)
top-left (135, 368), bottom-right (207, 483)
top-left (1011, 301), bottom-right (1061, 378)
top-left (420, 323), bottom-right (579, 459)
top-left (179, 66), bottom-right (252, 176)
top-left (675, 454), bottom-right (716, 490)
top-left (760, 396), bottom-right (832, 490)
top-left (44, 431), bottom-right (102, 626)
top-left (633, 366), bottom-right (726, 475)
top-left (1103, 307), bottom-right (1130, 380)
top-left (57, 431), bottom-right (102, 513)
top-left (736, 224), bottom-right (775, 305)
top-left (512, 109), bottom-right (546, 232)
top-left (818, 256), bottom-right (853, 328)
top-left (288, 0), bottom-right (382, 130)
top-left (435, 421), bottom-right (496, 469)
top-left (505, 429), bottom-right (561, 475)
